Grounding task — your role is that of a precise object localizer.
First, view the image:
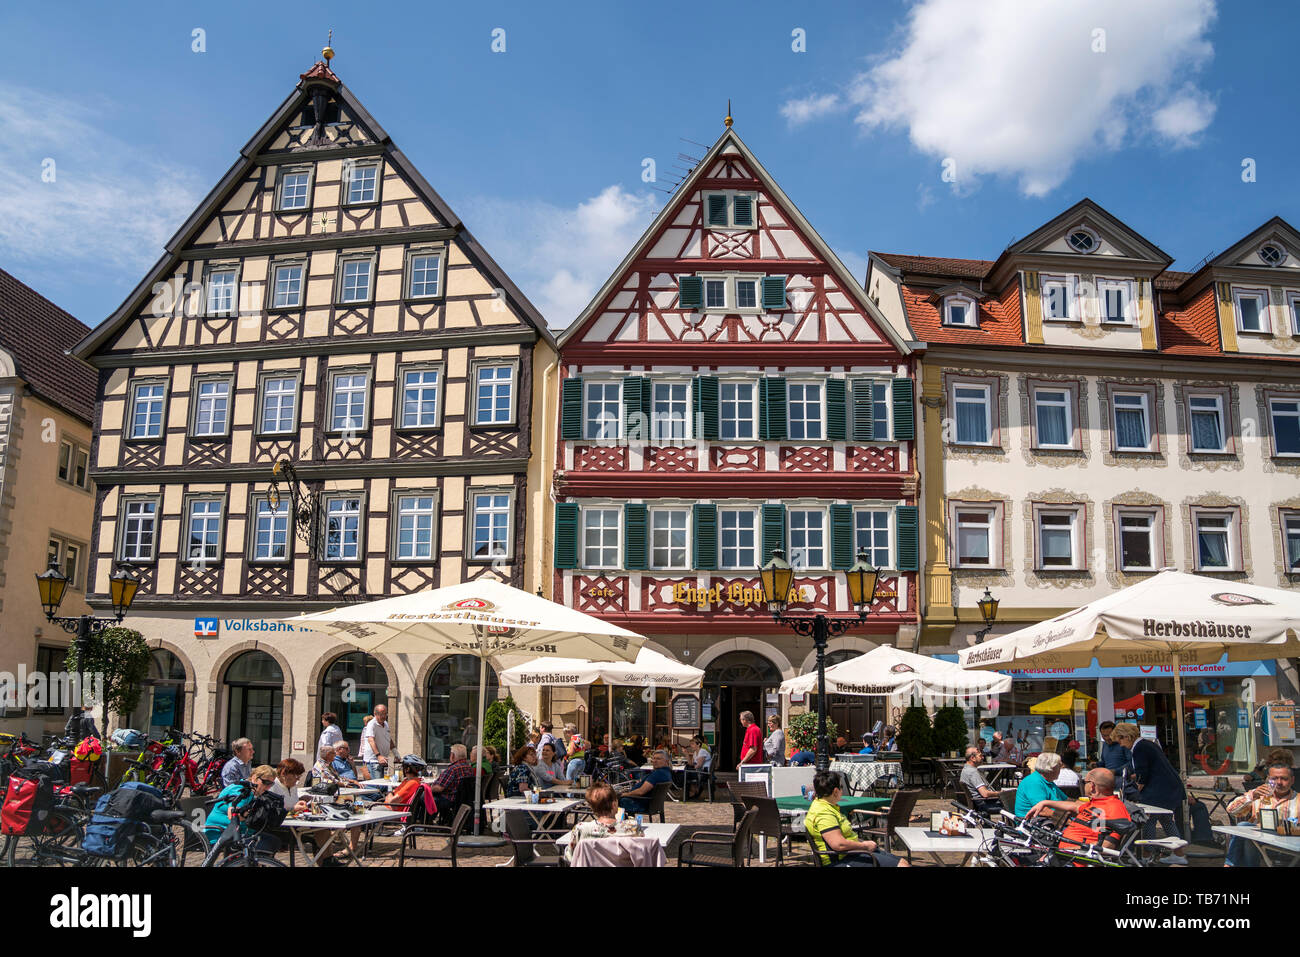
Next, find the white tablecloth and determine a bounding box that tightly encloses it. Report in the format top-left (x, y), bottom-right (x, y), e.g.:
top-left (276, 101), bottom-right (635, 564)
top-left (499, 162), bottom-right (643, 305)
top-left (829, 760), bottom-right (902, 793)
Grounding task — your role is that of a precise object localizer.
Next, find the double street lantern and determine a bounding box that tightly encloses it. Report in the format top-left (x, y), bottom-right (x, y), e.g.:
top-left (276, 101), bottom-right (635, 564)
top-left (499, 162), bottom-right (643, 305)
top-left (759, 548), bottom-right (880, 771)
top-left (35, 561), bottom-right (141, 678)
top-left (974, 587), bottom-right (1000, 643)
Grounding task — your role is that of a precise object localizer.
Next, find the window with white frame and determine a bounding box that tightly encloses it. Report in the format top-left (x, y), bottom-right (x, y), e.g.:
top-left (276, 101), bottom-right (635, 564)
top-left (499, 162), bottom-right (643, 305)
top-left (129, 382), bottom-right (165, 439)
top-left (474, 365), bottom-right (514, 426)
top-left (719, 508), bottom-right (757, 569)
top-left (470, 492), bottom-right (511, 560)
top-left (345, 163), bottom-right (378, 204)
top-left (395, 494), bottom-right (437, 560)
top-left (1187, 393), bottom-right (1226, 452)
top-left (323, 497), bottom-right (361, 561)
top-left (330, 372), bottom-right (369, 432)
top-left (408, 252), bottom-right (441, 299)
top-left (259, 376), bottom-right (298, 434)
top-left (583, 381), bottom-right (622, 440)
top-left (1032, 387), bottom-right (1072, 448)
top-left (120, 499), bottom-right (158, 562)
top-left (581, 508), bottom-right (620, 569)
top-left (185, 499), bottom-right (222, 564)
top-left (57, 440), bottom-right (90, 489)
top-left (953, 383), bottom-right (992, 445)
top-left (206, 269), bottom-right (237, 317)
top-left (1270, 396), bottom-right (1300, 455)
top-left (652, 382), bottom-right (689, 442)
top-left (252, 499), bottom-right (288, 561)
top-left (400, 368), bottom-right (440, 429)
top-left (1042, 276), bottom-right (1073, 320)
top-left (1233, 288), bottom-right (1269, 333)
top-left (192, 379), bottom-right (231, 437)
top-left (1112, 392), bottom-right (1152, 451)
top-left (735, 278), bottom-right (758, 310)
top-left (271, 263), bottom-right (303, 309)
top-left (339, 259), bottom-right (372, 303)
top-left (1288, 294), bottom-right (1300, 338)
top-left (704, 278), bottom-right (727, 309)
top-left (650, 508), bottom-right (689, 569)
top-left (1117, 509), bottom-right (1157, 571)
top-left (861, 381), bottom-right (891, 440)
top-left (787, 382), bottom-right (824, 440)
top-left (1283, 511), bottom-right (1300, 571)
top-left (943, 296), bottom-right (976, 327)
top-left (1036, 509), bottom-right (1081, 569)
top-left (953, 507), bottom-right (996, 567)
top-left (719, 382), bottom-right (756, 441)
top-left (788, 509), bottom-right (826, 569)
top-left (1193, 510), bottom-right (1236, 570)
top-left (854, 509), bottom-right (891, 568)
top-left (278, 170), bottom-right (311, 210)
top-left (1067, 229), bottom-right (1098, 253)
top-left (1098, 280), bottom-right (1132, 324)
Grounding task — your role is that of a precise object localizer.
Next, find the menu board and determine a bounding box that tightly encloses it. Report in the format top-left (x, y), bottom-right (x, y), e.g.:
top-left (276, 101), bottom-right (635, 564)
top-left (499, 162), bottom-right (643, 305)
top-left (672, 693), bottom-right (701, 728)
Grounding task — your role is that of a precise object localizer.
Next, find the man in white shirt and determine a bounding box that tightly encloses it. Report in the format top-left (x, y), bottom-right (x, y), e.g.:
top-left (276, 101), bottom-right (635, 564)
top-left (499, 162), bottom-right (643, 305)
top-left (1055, 750), bottom-right (1081, 788)
top-left (360, 704), bottom-right (393, 779)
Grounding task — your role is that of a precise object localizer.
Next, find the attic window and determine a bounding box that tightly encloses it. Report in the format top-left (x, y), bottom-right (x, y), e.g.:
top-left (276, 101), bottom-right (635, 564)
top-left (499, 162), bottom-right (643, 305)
top-left (1067, 229), bottom-right (1098, 253)
top-left (703, 191), bottom-right (758, 230)
top-left (943, 296), bottom-right (977, 328)
top-left (1259, 243), bottom-right (1287, 266)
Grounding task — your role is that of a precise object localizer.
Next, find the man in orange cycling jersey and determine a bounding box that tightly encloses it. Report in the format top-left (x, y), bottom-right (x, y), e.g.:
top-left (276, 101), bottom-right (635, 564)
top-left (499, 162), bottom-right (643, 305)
top-left (1027, 767), bottom-right (1131, 852)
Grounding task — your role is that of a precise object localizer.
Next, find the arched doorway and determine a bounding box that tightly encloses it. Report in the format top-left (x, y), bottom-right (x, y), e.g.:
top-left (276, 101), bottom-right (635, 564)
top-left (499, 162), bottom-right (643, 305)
top-left (319, 653), bottom-right (389, 753)
top-left (425, 656), bottom-right (498, 761)
top-left (129, 650), bottom-right (186, 738)
top-left (704, 651), bottom-right (781, 771)
top-left (224, 651), bottom-right (284, 764)
top-left (821, 649), bottom-right (886, 746)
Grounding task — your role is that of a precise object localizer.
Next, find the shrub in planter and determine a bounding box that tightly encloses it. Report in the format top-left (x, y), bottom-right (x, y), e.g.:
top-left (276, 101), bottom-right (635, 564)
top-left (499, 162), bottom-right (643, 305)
top-left (932, 705), bottom-right (970, 756)
top-left (898, 704), bottom-right (934, 763)
top-left (787, 711), bottom-right (839, 756)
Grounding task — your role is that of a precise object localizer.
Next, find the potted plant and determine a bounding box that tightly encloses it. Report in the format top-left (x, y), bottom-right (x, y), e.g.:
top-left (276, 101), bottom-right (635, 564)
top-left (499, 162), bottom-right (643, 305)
top-left (787, 711), bottom-right (839, 757)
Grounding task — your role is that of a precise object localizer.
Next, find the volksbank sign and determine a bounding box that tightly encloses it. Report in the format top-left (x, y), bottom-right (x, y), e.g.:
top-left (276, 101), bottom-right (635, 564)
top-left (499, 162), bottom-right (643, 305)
top-left (194, 618), bottom-right (307, 638)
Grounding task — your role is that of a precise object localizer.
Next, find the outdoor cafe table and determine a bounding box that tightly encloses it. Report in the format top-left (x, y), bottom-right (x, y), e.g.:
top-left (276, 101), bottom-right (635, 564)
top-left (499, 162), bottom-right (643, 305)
top-left (1213, 825), bottom-right (1300, 866)
top-left (829, 760), bottom-right (902, 794)
top-left (483, 796), bottom-right (584, 834)
top-left (555, 822), bottom-right (680, 848)
top-left (775, 795), bottom-right (890, 832)
top-left (980, 763), bottom-right (1017, 787)
top-left (895, 826), bottom-right (990, 866)
top-left (281, 807), bottom-right (409, 867)
top-left (1191, 787), bottom-right (1243, 820)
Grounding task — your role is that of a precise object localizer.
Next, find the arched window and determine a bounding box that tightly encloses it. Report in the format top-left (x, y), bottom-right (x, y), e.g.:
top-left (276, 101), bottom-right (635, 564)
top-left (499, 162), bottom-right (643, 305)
top-left (224, 651), bottom-right (284, 764)
top-left (704, 651), bottom-right (782, 686)
top-left (425, 656), bottom-right (498, 761)
top-left (703, 650), bottom-right (782, 772)
top-left (129, 650), bottom-right (187, 738)
top-left (319, 653), bottom-right (389, 751)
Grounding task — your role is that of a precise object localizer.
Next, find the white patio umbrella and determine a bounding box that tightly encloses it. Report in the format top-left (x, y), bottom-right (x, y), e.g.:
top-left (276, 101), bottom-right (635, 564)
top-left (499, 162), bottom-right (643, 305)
top-left (779, 644), bottom-right (1012, 698)
top-left (290, 579), bottom-right (646, 840)
top-left (501, 646), bottom-right (704, 691)
top-left (957, 569), bottom-right (1300, 777)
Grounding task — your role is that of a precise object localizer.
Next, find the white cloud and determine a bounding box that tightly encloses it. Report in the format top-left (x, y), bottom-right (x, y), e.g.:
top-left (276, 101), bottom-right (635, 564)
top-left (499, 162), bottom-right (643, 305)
top-left (0, 84), bottom-right (203, 273)
top-left (847, 0), bottom-right (1218, 196)
top-left (780, 92), bottom-right (843, 127)
top-left (460, 185), bottom-right (659, 328)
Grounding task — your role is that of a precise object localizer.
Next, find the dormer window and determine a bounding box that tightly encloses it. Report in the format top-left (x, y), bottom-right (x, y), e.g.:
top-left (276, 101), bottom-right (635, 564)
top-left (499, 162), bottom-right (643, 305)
top-left (1042, 275), bottom-right (1074, 320)
top-left (1259, 243), bottom-right (1287, 266)
top-left (1067, 228), bottom-right (1098, 253)
top-left (1097, 279), bottom-right (1133, 324)
top-left (704, 191), bottom-right (758, 229)
top-left (943, 296), bottom-right (976, 327)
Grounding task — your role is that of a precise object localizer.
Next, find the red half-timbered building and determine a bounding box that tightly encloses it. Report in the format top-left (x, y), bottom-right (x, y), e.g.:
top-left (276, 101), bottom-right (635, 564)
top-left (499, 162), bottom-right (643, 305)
top-left (551, 127), bottom-right (919, 765)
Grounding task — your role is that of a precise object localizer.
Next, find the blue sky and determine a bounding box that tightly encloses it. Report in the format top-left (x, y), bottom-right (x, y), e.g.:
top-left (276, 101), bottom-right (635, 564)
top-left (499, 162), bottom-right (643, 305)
top-left (1, 0), bottom-right (1296, 330)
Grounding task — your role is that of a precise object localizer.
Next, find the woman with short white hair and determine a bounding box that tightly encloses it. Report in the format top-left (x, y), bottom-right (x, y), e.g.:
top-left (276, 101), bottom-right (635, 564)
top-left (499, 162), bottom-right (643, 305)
top-left (1013, 749), bottom-right (1066, 817)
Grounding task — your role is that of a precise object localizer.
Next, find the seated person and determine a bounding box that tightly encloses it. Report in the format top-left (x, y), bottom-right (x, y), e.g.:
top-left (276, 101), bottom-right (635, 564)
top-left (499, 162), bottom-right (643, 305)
top-left (507, 746), bottom-right (537, 797)
top-left (959, 746), bottom-right (1003, 814)
top-left (385, 755), bottom-right (428, 808)
top-left (563, 782), bottom-right (643, 864)
top-left (881, 726), bottom-right (897, 752)
top-left (619, 749), bottom-right (673, 815)
top-left (804, 770), bottom-right (908, 867)
top-left (536, 742), bottom-right (567, 783)
top-left (858, 733), bottom-right (876, 755)
top-left (469, 745), bottom-right (493, 778)
top-left (1225, 762), bottom-right (1300, 867)
top-left (204, 764), bottom-right (282, 853)
top-left (834, 735), bottom-right (850, 754)
top-left (522, 742), bottom-right (569, 789)
top-left (994, 736), bottom-right (1021, 765)
top-left (681, 734), bottom-right (712, 797)
top-left (564, 735), bottom-right (587, 781)
top-left (789, 749), bottom-right (817, 767)
top-left (624, 735), bottom-right (646, 766)
top-left (312, 744), bottom-right (342, 785)
top-left (1014, 751), bottom-right (1067, 817)
top-left (270, 758), bottom-right (310, 814)
top-left (328, 740), bottom-right (383, 800)
top-left (426, 743), bottom-right (475, 813)
top-left (1055, 750), bottom-right (1081, 789)
top-left (1026, 767), bottom-right (1131, 856)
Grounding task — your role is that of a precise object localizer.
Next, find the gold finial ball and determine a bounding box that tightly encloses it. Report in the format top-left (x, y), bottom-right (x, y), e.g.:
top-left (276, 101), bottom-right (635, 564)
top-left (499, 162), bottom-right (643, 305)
top-left (724, 114), bottom-right (733, 128)
top-left (322, 45), bottom-right (335, 62)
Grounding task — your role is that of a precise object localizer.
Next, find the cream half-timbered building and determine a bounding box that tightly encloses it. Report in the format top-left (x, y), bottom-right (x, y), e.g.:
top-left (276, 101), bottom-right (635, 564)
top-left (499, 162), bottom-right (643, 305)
top-left (73, 58), bottom-right (556, 763)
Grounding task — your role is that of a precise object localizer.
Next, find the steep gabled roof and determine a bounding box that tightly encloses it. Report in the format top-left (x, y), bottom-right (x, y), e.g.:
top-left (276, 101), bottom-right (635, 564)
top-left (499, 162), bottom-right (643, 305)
top-left (558, 128), bottom-right (910, 354)
top-left (74, 61), bottom-right (551, 359)
top-left (871, 252), bottom-right (994, 282)
top-left (994, 197), bottom-right (1173, 271)
top-left (0, 268), bottom-right (95, 422)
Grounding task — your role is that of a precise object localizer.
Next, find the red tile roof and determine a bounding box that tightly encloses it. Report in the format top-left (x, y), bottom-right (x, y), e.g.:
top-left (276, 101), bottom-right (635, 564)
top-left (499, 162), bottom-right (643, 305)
top-left (1154, 270), bottom-right (1192, 291)
top-left (0, 269), bottom-right (96, 422)
top-left (873, 252), bottom-right (994, 280)
top-left (1158, 285), bottom-right (1220, 356)
top-left (900, 282), bottom-right (1024, 347)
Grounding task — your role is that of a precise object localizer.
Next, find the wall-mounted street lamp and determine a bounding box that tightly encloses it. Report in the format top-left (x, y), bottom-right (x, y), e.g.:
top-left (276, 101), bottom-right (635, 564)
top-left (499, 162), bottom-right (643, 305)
top-left (974, 587), bottom-right (1000, 643)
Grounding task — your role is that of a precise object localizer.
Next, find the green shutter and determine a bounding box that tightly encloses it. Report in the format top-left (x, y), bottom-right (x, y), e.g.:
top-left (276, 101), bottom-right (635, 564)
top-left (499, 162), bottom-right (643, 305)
top-left (850, 378), bottom-right (875, 442)
top-left (761, 504), bottom-right (786, 563)
top-left (678, 276), bottom-right (703, 309)
top-left (761, 276), bottom-right (787, 310)
top-left (624, 504), bottom-right (648, 570)
top-left (561, 377), bottom-right (583, 440)
top-left (895, 505), bottom-right (919, 571)
top-left (759, 377), bottom-right (787, 440)
top-left (623, 376), bottom-right (650, 440)
top-left (693, 503), bottom-right (717, 570)
top-left (826, 378), bottom-right (847, 441)
top-left (554, 503), bottom-right (579, 569)
top-left (693, 375), bottom-right (719, 440)
top-left (732, 194), bottom-right (753, 226)
top-left (892, 378), bottom-right (914, 440)
top-left (831, 504), bottom-right (854, 570)
top-left (707, 194), bottom-right (728, 226)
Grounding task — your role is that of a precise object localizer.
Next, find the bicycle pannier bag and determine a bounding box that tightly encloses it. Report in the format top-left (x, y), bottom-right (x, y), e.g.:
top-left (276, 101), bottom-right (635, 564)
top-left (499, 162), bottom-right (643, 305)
top-left (1, 763), bottom-right (57, 835)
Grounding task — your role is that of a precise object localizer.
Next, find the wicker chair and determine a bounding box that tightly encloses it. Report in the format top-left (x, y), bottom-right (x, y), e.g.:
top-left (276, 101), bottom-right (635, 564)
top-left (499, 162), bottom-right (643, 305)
top-left (854, 788), bottom-right (921, 853)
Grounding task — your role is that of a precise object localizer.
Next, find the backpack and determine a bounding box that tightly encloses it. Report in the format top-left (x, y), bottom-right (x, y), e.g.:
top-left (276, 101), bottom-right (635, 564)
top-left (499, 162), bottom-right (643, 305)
top-left (110, 728), bottom-right (147, 750)
top-left (1187, 795), bottom-right (1215, 845)
top-left (1, 763), bottom-right (58, 835)
top-left (241, 792), bottom-right (287, 832)
top-left (81, 781), bottom-right (170, 859)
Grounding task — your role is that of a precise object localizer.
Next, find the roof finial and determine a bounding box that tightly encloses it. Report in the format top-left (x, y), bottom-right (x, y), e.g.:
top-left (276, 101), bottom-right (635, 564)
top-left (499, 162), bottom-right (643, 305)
top-left (322, 29), bottom-right (335, 64)
top-left (724, 99), bottom-right (733, 129)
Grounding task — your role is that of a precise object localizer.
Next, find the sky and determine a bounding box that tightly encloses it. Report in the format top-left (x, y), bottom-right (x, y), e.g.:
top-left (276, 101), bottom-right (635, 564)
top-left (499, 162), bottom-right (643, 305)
top-left (1, 0), bottom-right (1296, 332)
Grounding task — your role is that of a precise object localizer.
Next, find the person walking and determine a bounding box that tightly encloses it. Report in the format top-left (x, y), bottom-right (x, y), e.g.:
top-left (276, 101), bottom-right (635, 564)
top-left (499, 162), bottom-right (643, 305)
top-left (1114, 722), bottom-right (1186, 864)
top-left (738, 711), bottom-right (763, 765)
top-left (360, 705), bottom-right (394, 779)
top-left (764, 715), bottom-right (787, 767)
top-left (317, 712), bottom-right (343, 757)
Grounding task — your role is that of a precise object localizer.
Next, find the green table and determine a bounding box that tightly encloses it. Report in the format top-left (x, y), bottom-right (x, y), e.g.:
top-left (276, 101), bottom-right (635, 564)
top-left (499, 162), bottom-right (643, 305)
top-left (775, 795), bottom-right (890, 813)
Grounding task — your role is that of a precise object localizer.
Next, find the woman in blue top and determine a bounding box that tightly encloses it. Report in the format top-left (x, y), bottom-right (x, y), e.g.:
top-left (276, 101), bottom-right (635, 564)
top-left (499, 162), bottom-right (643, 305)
top-left (204, 765), bottom-right (280, 848)
top-left (1014, 752), bottom-right (1067, 817)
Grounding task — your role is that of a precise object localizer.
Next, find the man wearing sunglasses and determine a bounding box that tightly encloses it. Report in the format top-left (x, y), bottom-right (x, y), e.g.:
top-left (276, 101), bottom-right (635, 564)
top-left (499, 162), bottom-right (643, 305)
top-left (1224, 763), bottom-right (1299, 866)
top-left (1026, 767), bottom-right (1131, 853)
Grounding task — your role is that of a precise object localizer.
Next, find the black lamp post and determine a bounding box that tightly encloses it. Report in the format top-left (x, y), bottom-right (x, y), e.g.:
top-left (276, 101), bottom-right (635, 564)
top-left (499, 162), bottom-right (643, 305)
top-left (759, 548), bottom-right (879, 772)
top-left (973, 587), bottom-right (1000, 643)
top-left (36, 561), bottom-right (140, 681)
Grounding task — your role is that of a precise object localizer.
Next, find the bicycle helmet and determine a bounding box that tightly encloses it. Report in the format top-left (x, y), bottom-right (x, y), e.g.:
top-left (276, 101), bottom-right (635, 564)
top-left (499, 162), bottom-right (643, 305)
top-left (399, 753), bottom-right (427, 770)
top-left (163, 744), bottom-right (184, 762)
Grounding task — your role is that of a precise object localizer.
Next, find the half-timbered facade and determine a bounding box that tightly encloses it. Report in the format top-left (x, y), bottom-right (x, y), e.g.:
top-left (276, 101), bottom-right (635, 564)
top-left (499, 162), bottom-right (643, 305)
top-left (550, 128), bottom-right (919, 766)
top-left (73, 56), bottom-right (556, 763)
